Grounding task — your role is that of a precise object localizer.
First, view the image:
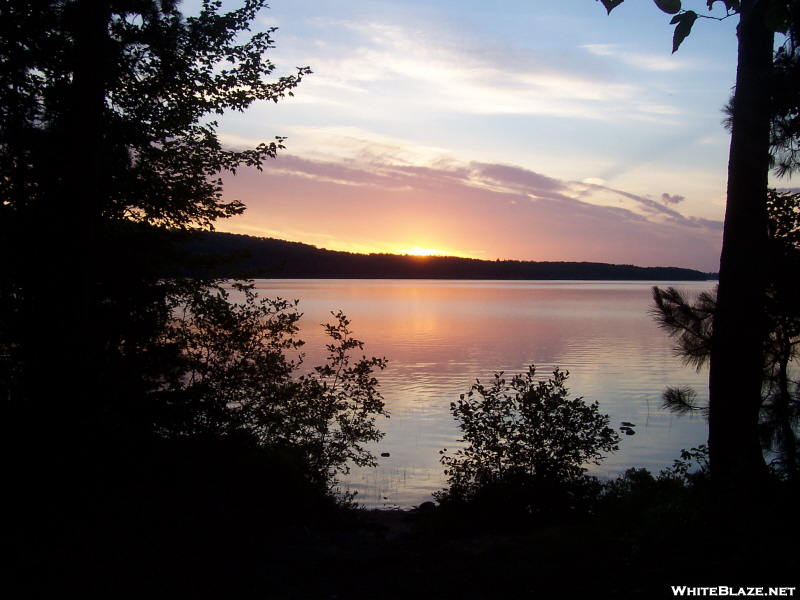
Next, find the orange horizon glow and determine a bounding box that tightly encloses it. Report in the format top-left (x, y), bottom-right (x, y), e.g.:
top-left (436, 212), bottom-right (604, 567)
top-left (396, 247), bottom-right (452, 257)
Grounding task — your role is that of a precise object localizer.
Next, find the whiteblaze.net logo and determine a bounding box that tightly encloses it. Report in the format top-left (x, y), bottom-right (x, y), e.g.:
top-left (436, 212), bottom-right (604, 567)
top-left (672, 588), bottom-right (796, 597)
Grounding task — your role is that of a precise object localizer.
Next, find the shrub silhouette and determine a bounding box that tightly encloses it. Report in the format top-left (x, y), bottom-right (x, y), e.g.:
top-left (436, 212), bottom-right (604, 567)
top-left (154, 281), bottom-right (389, 496)
top-left (435, 366), bottom-right (619, 528)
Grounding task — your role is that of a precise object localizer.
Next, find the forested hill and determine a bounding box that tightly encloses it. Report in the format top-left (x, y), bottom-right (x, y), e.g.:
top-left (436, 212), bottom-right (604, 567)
top-left (190, 231), bottom-right (716, 281)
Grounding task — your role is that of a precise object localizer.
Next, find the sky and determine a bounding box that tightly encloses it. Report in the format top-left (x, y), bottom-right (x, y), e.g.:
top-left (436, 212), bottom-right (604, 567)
top-left (180, 0), bottom-right (794, 272)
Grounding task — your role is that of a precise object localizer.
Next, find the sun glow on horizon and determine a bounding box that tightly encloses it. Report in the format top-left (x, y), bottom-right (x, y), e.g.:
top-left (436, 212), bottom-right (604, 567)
top-left (396, 246), bottom-right (455, 257)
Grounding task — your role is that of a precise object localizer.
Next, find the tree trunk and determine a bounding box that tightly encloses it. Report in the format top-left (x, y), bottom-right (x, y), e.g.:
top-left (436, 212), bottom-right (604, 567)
top-left (708, 0), bottom-right (774, 495)
top-left (10, 0), bottom-right (113, 545)
top-left (22, 0), bottom-right (111, 440)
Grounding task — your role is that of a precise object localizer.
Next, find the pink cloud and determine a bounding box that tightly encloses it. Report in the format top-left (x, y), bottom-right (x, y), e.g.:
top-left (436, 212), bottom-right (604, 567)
top-left (661, 193), bottom-right (686, 206)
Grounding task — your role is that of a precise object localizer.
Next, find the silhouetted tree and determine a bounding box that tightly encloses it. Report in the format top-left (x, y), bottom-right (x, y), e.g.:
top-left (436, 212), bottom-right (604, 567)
top-left (651, 190), bottom-right (800, 482)
top-left (0, 4), bottom-right (402, 554)
top-left (598, 0), bottom-right (800, 494)
top-left (150, 283), bottom-right (388, 491)
top-left (0, 0), bottom-right (310, 428)
top-left (435, 366), bottom-right (619, 526)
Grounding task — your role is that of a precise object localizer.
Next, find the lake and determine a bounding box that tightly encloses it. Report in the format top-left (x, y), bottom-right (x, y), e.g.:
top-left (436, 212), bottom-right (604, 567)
top-left (228, 279), bottom-right (714, 508)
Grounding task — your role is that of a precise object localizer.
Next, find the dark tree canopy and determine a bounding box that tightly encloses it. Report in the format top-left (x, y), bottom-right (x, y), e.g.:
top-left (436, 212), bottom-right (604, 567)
top-left (0, 1), bottom-right (316, 453)
top-left (1, 0), bottom-right (392, 519)
top-left (0, 0), bottom-right (310, 231)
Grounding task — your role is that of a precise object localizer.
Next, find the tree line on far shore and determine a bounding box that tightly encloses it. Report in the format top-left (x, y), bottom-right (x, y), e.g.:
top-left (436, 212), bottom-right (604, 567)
top-left (187, 231), bottom-right (716, 281)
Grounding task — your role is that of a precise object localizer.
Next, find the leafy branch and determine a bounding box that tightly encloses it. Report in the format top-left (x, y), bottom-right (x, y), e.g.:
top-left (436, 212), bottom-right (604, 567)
top-left (597, 0), bottom-right (795, 53)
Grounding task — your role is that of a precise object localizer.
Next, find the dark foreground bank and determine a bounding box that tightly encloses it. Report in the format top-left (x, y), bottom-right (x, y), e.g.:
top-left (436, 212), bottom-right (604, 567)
top-left (5, 438), bottom-right (797, 600)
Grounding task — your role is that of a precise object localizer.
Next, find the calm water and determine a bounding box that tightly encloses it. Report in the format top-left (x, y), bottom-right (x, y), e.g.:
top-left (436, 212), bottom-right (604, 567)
top-left (229, 279), bottom-right (713, 508)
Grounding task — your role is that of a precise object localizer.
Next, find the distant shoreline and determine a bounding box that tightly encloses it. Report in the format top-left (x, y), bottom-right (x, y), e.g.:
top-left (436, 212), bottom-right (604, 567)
top-left (188, 231), bottom-right (718, 282)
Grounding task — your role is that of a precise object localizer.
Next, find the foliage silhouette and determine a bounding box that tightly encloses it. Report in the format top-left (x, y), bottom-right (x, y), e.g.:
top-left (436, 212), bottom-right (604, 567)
top-left (1, 5), bottom-right (393, 587)
top-left (597, 0), bottom-right (800, 493)
top-left (435, 366), bottom-right (619, 529)
top-left (0, 0), bottom-right (311, 423)
top-left (595, 446), bottom-right (713, 554)
top-left (651, 191), bottom-right (800, 481)
top-left (723, 43), bottom-right (800, 178)
top-left (155, 282), bottom-right (389, 491)
top-left (602, 445), bottom-right (711, 515)
top-left (650, 285), bottom-right (716, 372)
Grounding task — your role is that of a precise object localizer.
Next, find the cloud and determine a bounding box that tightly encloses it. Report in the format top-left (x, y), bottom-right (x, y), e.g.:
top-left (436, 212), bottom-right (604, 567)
top-left (257, 126), bottom-right (460, 171)
top-left (661, 193), bottom-right (686, 206)
top-left (288, 18), bottom-right (683, 122)
top-left (582, 44), bottom-right (687, 72)
top-left (471, 163), bottom-right (565, 194)
top-left (576, 182), bottom-right (699, 227)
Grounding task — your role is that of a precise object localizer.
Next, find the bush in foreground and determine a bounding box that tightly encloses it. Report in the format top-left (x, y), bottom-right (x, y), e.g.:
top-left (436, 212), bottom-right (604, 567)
top-left (434, 366), bottom-right (619, 530)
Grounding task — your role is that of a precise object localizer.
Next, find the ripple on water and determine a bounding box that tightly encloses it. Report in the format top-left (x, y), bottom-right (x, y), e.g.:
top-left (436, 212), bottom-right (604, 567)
top-left (230, 280), bottom-right (713, 508)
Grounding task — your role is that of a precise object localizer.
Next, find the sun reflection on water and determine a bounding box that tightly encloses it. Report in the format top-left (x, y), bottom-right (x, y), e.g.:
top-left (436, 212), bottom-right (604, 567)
top-left (231, 279), bottom-right (713, 508)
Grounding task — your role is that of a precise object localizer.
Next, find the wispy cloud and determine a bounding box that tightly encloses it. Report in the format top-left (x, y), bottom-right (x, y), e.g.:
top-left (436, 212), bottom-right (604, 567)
top-left (288, 18), bottom-right (683, 122)
top-left (582, 44), bottom-right (688, 72)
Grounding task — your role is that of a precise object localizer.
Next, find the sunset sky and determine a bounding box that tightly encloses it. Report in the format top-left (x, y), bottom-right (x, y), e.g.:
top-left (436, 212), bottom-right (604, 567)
top-left (183, 0), bottom-right (796, 272)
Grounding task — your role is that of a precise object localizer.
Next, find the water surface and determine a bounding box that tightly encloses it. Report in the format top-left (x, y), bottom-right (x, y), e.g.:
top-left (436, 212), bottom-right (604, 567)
top-left (232, 279), bottom-right (713, 508)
